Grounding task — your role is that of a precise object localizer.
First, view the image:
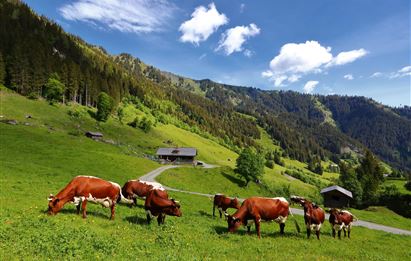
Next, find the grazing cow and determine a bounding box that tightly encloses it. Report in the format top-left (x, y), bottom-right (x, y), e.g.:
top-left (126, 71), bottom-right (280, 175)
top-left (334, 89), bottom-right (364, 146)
top-left (145, 189), bottom-right (182, 225)
top-left (226, 197), bottom-right (300, 238)
top-left (121, 180), bottom-right (164, 206)
top-left (213, 194), bottom-right (240, 218)
top-left (290, 196), bottom-right (325, 239)
top-left (328, 208), bottom-right (357, 239)
top-left (47, 176), bottom-right (122, 220)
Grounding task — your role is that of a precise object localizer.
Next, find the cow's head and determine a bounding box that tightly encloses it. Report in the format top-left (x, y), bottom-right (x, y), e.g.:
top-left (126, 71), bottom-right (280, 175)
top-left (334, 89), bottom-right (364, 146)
top-left (47, 194), bottom-right (64, 215)
top-left (231, 198), bottom-right (241, 209)
top-left (164, 199), bottom-right (182, 217)
top-left (226, 214), bottom-right (242, 232)
top-left (328, 208), bottom-right (340, 223)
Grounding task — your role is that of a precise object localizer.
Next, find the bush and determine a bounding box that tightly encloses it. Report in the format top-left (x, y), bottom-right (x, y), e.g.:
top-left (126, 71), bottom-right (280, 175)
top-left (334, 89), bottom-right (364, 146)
top-left (265, 160), bottom-right (274, 169)
top-left (44, 73), bottom-right (64, 104)
top-left (67, 106), bottom-right (87, 119)
top-left (138, 116), bottom-right (153, 133)
top-left (27, 92), bottom-right (39, 100)
top-left (235, 148), bottom-right (265, 186)
top-left (404, 181), bottom-right (411, 191)
top-left (96, 92), bottom-right (114, 122)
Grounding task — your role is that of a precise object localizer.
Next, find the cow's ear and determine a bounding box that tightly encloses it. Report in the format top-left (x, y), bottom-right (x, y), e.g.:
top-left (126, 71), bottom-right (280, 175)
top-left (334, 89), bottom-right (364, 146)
top-left (53, 198), bottom-right (60, 206)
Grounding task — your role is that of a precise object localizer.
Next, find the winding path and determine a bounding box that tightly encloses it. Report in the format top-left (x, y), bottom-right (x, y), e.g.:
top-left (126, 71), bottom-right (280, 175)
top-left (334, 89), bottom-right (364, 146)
top-left (139, 165), bottom-right (411, 236)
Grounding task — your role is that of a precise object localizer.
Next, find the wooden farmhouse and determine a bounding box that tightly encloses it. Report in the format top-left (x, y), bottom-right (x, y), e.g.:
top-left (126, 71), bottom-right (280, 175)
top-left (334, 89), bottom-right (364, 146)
top-left (156, 147), bottom-right (197, 164)
top-left (320, 185), bottom-right (353, 208)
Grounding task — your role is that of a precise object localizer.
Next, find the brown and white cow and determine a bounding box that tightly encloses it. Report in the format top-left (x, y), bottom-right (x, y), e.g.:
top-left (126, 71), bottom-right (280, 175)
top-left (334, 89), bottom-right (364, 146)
top-left (121, 180), bottom-right (164, 206)
top-left (328, 208), bottom-right (357, 239)
top-left (47, 176), bottom-right (123, 220)
top-left (144, 189), bottom-right (182, 225)
top-left (226, 197), bottom-right (300, 238)
top-left (291, 196), bottom-right (325, 239)
top-left (213, 194), bottom-right (240, 218)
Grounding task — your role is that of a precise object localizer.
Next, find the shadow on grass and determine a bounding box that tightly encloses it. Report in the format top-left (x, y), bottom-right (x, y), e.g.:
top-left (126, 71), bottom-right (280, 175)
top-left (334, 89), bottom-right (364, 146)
top-left (43, 208), bottom-right (113, 220)
top-left (198, 210), bottom-right (214, 218)
top-left (124, 215), bottom-right (148, 225)
top-left (118, 202), bottom-right (145, 210)
top-left (221, 172), bottom-right (245, 187)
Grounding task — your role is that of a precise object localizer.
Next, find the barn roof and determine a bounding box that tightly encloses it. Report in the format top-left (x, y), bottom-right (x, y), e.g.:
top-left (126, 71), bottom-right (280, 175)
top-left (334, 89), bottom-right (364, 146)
top-left (85, 131), bottom-right (103, 137)
top-left (156, 147), bottom-right (197, 157)
top-left (320, 185), bottom-right (352, 198)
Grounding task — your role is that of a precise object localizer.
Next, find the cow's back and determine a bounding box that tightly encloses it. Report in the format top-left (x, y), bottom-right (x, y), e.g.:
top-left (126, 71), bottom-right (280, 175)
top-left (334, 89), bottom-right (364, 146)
top-left (73, 176), bottom-right (120, 199)
top-left (245, 197), bottom-right (289, 220)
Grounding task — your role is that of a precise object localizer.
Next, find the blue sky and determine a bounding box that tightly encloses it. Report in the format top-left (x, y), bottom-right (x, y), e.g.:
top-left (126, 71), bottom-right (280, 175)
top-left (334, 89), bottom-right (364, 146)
top-left (24, 0), bottom-right (410, 106)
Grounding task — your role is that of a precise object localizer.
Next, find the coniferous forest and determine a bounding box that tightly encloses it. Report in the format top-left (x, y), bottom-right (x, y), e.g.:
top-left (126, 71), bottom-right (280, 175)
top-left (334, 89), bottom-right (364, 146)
top-left (1, 0), bottom-right (410, 173)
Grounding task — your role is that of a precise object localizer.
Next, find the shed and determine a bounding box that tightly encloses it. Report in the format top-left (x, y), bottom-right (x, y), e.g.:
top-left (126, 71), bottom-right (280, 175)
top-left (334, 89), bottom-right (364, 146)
top-left (156, 147), bottom-right (197, 164)
top-left (320, 185), bottom-right (353, 208)
top-left (85, 131), bottom-right (103, 140)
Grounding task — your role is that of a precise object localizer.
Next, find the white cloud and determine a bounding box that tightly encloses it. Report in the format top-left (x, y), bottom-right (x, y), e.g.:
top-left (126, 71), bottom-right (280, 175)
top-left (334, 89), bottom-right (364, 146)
top-left (59, 0), bottom-right (176, 34)
top-left (216, 23), bottom-right (260, 55)
top-left (179, 3), bottom-right (228, 45)
top-left (243, 49), bottom-right (253, 57)
top-left (398, 66), bottom-right (411, 73)
top-left (198, 53), bottom-right (207, 60)
top-left (370, 72), bottom-right (382, 78)
top-left (344, 74), bottom-right (354, 80)
top-left (326, 49), bottom-right (368, 67)
top-left (303, 81), bottom-right (319, 94)
top-left (262, 40), bottom-right (368, 87)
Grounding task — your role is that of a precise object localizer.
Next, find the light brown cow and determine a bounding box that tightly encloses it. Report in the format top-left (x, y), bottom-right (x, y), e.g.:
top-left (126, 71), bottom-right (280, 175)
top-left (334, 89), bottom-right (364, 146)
top-left (47, 176), bottom-right (122, 220)
top-left (227, 197), bottom-right (300, 238)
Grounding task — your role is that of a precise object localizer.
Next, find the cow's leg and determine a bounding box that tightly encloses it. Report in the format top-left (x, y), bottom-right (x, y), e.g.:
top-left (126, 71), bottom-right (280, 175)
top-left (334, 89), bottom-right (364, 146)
top-left (157, 215), bottom-right (163, 225)
top-left (280, 223), bottom-right (285, 235)
top-left (110, 204), bottom-right (115, 220)
top-left (81, 200), bottom-right (88, 219)
top-left (343, 227), bottom-right (347, 237)
top-left (316, 228), bottom-right (320, 240)
top-left (348, 224), bottom-right (352, 238)
top-left (76, 203), bottom-right (81, 215)
top-left (218, 208), bottom-right (223, 219)
top-left (162, 214), bottom-right (166, 224)
top-left (255, 218), bottom-right (261, 239)
top-left (306, 228), bottom-right (311, 239)
top-left (146, 210), bottom-right (152, 224)
top-left (332, 228), bottom-right (336, 238)
top-left (338, 229), bottom-right (342, 239)
top-left (132, 198), bottom-right (137, 208)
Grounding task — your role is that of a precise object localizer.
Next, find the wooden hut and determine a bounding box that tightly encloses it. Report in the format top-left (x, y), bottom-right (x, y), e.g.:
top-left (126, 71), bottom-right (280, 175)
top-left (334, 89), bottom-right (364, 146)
top-left (156, 147), bottom-right (197, 164)
top-left (320, 185), bottom-right (353, 208)
top-left (85, 131), bottom-right (103, 140)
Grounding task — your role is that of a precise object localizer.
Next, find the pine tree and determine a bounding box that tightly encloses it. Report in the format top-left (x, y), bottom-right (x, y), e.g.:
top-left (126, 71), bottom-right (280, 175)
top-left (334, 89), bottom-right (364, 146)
top-left (0, 52), bottom-right (5, 85)
top-left (356, 150), bottom-right (383, 205)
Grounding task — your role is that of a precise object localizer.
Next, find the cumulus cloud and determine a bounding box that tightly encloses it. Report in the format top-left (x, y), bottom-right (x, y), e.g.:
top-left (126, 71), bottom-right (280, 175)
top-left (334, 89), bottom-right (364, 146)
top-left (303, 81), bottom-right (319, 94)
top-left (179, 3), bottom-right (228, 45)
top-left (216, 23), bottom-right (260, 55)
top-left (243, 49), bottom-right (253, 57)
top-left (326, 49), bottom-right (368, 67)
top-left (344, 74), bottom-right (354, 80)
top-left (262, 40), bottom-right (368, 87)
top-left (59, 0), bottom-right (176, 34)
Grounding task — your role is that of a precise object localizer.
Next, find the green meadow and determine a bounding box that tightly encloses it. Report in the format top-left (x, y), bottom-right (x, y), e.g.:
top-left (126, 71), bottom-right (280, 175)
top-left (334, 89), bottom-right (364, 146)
top-left (1, 90), bottom-right (410, 260)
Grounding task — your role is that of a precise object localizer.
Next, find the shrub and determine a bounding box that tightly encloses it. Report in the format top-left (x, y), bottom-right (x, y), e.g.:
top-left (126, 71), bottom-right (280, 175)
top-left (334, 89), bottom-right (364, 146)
top-left (405, 181), bottom-right (411, 191)
top-left (44, 73), bottom-right (64, 104)
top-left (235, 148), bottom-right (265, 186)
top-left (265, 160), bottom-right (274, 169)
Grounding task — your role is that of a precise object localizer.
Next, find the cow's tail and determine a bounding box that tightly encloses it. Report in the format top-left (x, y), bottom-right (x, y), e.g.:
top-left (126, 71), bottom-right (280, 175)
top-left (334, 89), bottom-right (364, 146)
top-left (288, 208), bottom-right (301, 233)
top-left (352, 214), bottom-right (358, 222)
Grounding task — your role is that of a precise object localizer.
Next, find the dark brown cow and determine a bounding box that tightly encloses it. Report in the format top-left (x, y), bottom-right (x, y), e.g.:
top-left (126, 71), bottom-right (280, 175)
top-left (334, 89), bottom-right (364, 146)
top-left (213, 194), bottom-right (240, 218)
top-left (47, 176), bottom-right (122, 220)
top-left (291, 196), bottom-right (325, 239)
top-left (144, 189), bottom-right (182, 225)
top-left (227, 197), bottom-right (300, 238)
top-left (328, 208), bottom-right (357, 239)
top-left (121, 180), bottom-right (164, 206)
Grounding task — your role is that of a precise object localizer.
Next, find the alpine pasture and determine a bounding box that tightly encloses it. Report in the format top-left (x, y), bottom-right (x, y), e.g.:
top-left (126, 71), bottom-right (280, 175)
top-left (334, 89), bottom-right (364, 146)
top-left (1, 89), bottom-right (410, 260)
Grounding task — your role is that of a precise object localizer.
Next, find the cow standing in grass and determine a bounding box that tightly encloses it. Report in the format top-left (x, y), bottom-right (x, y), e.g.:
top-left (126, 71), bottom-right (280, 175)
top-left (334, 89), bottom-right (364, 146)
top-left (213, 194), bottom-right (240, 218)
top-left (47, 176), bottom-right (122, 220)
top-left (328, 208), bottom-right (357, 239)
top-left (121, 180), bottom-right (164, 206)
top-left (226, 197), bottom-right (300, 238)
top-left (291, 196), bottom-right (325, 239)
top-left (145, 189), bottom-right (182, 225)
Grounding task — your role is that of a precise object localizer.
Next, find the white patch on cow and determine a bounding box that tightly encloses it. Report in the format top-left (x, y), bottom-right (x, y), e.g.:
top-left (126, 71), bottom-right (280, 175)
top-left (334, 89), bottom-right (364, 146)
top-left (76, 175), bottom-right (100, 179)
top-left (307, 223), bottom-right (322, 231)
top-left (71, 196), bottom-right (84, 206)
top-left (334, 223), bottom-right (344, 231)
top-left (340, 210), bottom-right (352, 215)
top-left (245, 219), bottom-right (255, 227)
top-left (272, 197), bottom-right (288, 203)
top-left (274, 215), bottom-right (288, 224)
top-left (85, 193), bottom-right (113, 208)
top-left (140, 181), bottom-right (165, 190)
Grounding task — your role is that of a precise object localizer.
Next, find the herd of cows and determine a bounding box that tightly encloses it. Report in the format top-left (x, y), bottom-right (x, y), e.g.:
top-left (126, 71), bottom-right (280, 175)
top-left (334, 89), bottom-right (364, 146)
top-left (47, 175), bottom-right (357, 239)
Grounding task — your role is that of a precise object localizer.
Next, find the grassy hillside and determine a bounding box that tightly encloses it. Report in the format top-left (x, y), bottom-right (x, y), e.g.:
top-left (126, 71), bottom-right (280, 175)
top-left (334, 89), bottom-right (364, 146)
top-left (1, 89), bottom-right (411, 260)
